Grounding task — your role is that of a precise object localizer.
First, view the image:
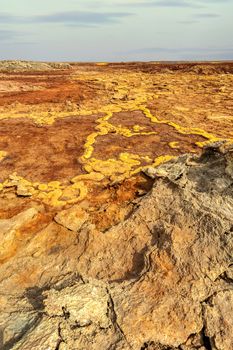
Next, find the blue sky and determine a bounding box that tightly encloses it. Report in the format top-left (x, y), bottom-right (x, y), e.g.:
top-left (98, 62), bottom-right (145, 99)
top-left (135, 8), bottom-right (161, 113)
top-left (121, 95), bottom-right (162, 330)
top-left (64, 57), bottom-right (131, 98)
top-left (0, 0), bottom-right (232, 61)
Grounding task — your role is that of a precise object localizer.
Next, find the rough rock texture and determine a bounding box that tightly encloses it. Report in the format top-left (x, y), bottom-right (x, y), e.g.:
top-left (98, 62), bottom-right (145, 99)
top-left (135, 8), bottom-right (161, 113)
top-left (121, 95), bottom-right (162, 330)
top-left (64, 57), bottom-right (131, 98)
top-left (54, 205), bottom-right (89, 232)
top-left (0, 60), bottom-right (71, 72)
top-left (0, 144), bottom-right (232, 349)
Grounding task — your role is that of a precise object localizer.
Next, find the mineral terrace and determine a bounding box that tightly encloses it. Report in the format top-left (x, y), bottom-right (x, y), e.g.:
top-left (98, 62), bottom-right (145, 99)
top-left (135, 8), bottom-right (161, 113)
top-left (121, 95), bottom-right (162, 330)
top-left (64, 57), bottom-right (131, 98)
top-left (0, 61), bottom-right (232, 350)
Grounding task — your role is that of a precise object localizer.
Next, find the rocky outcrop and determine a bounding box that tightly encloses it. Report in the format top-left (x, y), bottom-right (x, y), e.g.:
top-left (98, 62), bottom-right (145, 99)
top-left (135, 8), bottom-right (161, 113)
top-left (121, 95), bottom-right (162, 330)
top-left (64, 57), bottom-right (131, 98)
top-left (54, 205), bottom-right (89, 232)
top-left (0, 144), bottom-right (232, 349)
top-left (0, 61), bottom-right (71, 72)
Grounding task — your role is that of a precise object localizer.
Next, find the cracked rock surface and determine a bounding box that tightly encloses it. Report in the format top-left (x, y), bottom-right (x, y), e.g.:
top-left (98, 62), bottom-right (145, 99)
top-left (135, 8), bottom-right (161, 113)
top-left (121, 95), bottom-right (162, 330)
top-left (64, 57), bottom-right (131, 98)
top-left (0, 144), bottom-right (233, 349)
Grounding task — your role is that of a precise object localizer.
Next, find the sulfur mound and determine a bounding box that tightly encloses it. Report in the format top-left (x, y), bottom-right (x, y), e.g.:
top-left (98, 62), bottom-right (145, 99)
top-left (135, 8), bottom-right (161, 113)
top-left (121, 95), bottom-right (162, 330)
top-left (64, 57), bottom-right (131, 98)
top-left (0, 143), bottom-right (232, 349)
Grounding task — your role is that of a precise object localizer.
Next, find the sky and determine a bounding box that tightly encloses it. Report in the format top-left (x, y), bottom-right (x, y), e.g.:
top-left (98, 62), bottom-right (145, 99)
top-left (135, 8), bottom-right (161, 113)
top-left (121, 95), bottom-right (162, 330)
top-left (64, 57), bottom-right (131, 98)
top-left (0, 0), bottom-right (232, 61)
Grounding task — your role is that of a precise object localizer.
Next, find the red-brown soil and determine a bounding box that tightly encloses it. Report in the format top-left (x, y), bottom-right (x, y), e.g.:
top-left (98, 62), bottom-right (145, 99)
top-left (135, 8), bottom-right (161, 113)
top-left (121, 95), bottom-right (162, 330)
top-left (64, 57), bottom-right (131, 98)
top-left (0, 60), bottom-right (232, 234)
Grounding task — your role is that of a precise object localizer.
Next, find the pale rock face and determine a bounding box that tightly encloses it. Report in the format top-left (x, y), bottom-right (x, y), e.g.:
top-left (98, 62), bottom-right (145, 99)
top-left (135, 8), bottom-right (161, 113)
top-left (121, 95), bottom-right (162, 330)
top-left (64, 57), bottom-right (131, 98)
top-left (0, 207), bottom-right (38, 234)
top-left (0, 145), bottom-right (233, 350)
top-left (0, 208), bottom-right (39, 263)
top-left (204, 290), bottom-right (233, 350)
top-left (16, 184), bottom-right (33, 197)
top-left (0, 60), bottom-right (71, 72)
top-left (54, 205), bottom-right (89, 232)
top-left (44, 283), bottom-right (111, 328)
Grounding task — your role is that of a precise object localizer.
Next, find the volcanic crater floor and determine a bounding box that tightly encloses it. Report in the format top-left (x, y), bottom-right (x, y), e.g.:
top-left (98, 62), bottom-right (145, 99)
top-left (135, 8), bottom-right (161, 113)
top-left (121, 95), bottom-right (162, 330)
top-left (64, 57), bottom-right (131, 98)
top-left (0, 61), bottom-right (233, 349)
top-left (0, 61), bottom-right (233, 209)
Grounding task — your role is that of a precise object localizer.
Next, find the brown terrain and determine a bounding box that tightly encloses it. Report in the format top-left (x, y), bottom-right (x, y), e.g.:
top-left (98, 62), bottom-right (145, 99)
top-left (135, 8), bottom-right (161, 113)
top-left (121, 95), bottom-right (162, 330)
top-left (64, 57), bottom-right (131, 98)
top-left (0, 60), bottom-right (233, 350)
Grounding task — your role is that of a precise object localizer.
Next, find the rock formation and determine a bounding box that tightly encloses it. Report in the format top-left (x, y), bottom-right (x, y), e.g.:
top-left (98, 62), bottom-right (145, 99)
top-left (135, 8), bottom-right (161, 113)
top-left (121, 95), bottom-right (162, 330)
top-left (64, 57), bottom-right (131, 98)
top-left (0, 143), bottom-right (232, 350)
top-left (0, 61), bottom-right (71, 72)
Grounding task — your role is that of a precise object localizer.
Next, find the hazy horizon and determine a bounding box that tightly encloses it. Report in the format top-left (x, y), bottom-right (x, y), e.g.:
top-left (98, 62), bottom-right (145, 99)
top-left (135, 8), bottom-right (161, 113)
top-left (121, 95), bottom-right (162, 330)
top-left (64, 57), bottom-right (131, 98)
top-left (1, 0), bottom-right (232, 61)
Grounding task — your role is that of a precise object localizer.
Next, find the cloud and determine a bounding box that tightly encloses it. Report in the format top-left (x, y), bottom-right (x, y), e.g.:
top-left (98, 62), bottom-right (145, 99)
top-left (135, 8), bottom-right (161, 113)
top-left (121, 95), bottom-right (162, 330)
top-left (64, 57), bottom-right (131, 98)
top-left (0, 29), bottom-right (19, 41)
top-left (0, 11), bottom-right (132, 27)
top-left (127, 47), bottom-right (233, 54)
top-left (193, 13), bottom-right (220, 18)
top-left (36, 11), bottom-right (132, 26)
top-left (118, 0), bottom-right (232, 8)
top-left (198, 0), bottom-right (230, 2)
top-left (121, 1), bottom-right (203, 8)
top-left (121, 46), bottom-right (233, 61)
top-left (178, 12), bottom-right (220, 23)
top-left (0, 13), bottom-right (18, 23)
top-left (178, 20), bottom-right (199, 24)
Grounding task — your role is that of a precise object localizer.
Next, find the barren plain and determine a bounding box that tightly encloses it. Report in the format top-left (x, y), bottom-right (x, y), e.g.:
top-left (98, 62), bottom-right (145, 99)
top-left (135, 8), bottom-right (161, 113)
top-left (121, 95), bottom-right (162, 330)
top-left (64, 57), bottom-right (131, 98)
top-left (0, 61), bottom-right (233, 350)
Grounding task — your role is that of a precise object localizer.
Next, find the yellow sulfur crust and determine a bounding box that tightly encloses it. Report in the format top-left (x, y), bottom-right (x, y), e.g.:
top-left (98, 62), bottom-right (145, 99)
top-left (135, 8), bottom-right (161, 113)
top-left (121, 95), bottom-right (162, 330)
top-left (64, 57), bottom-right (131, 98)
top-left (0, 70), bottom-right (232, 206)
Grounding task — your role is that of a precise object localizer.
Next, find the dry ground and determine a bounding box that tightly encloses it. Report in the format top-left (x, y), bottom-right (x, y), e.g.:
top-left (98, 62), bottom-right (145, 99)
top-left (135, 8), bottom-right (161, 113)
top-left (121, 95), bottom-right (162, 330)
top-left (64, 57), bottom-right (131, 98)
top-left (0, 60), bottom-right (232, 260)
